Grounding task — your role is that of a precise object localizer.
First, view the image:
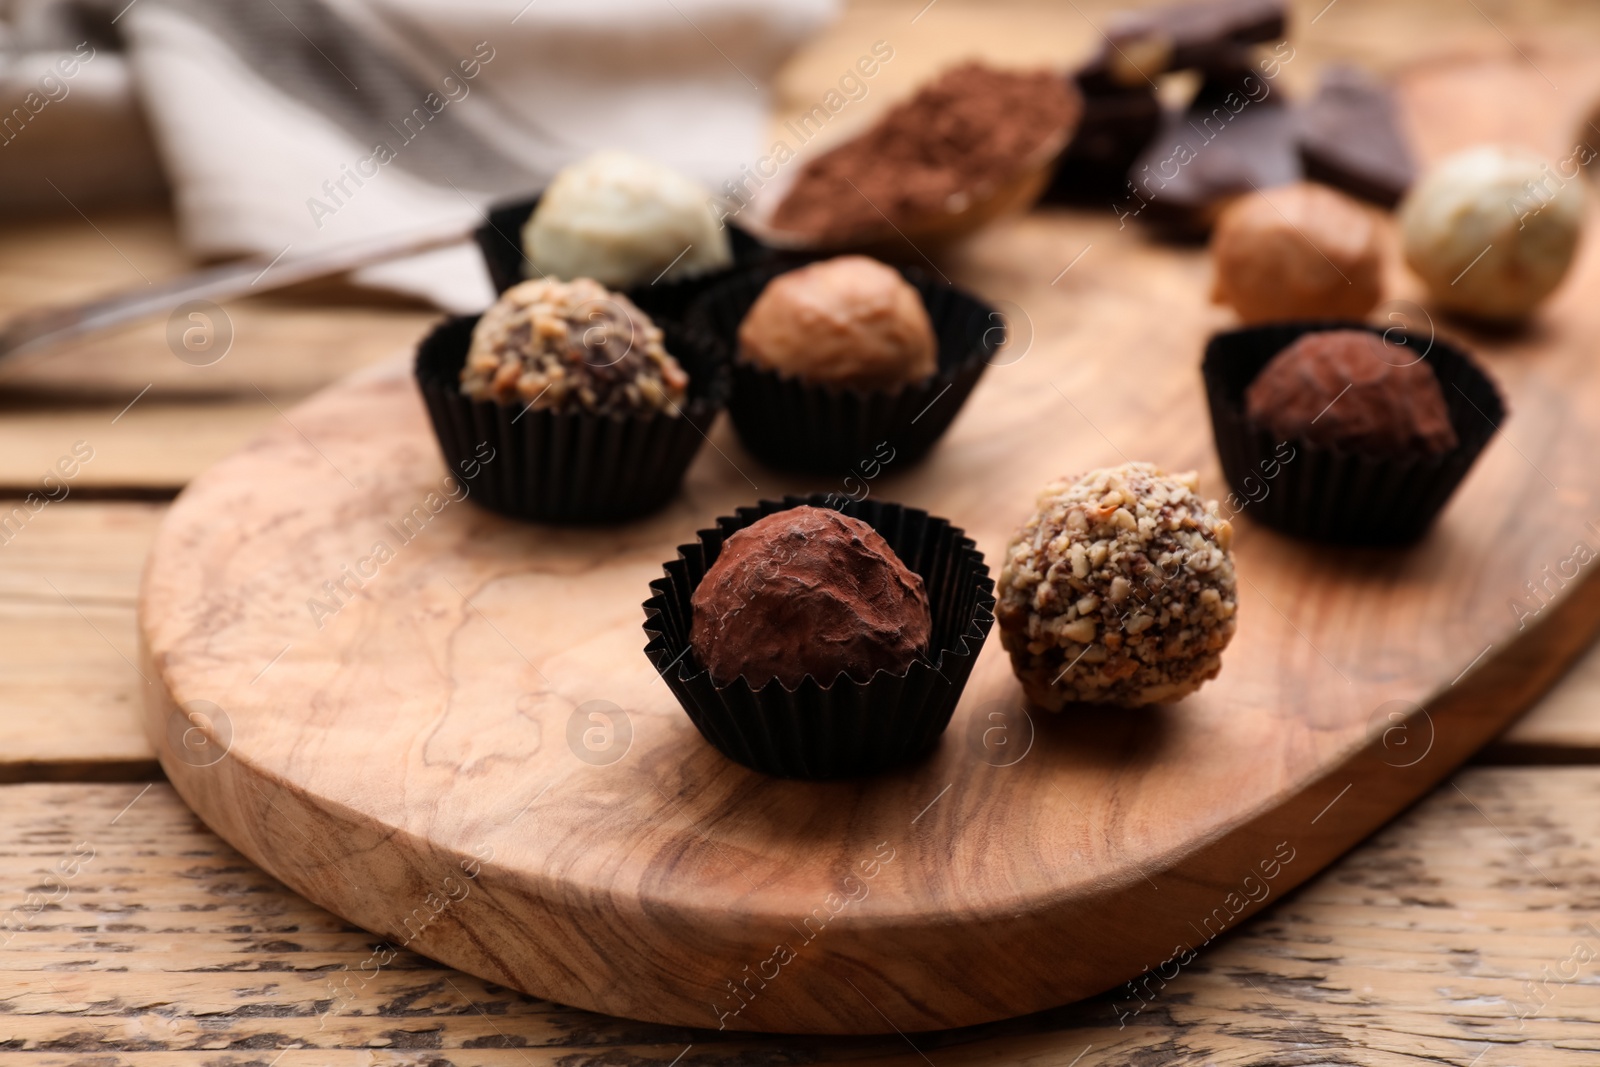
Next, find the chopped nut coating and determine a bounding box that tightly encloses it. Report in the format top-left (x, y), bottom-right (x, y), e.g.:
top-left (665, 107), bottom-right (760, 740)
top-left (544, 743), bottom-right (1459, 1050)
top-left (996, 462), bottom-right (1238, 709)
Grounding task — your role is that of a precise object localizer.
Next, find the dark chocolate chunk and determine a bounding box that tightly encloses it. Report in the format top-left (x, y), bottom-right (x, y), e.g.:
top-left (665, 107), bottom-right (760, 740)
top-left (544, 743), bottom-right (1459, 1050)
top-left (1188, 51), bottom-right (1287, 110)
top-left (1295, 65), bottom-right (1416, 207)
top-left (1118, 99), bottom-right (1300, 237)
top-left (1047, 82), bottom-right (1163, 202)
top-left (1078, 0), bottom-right (1286, 92)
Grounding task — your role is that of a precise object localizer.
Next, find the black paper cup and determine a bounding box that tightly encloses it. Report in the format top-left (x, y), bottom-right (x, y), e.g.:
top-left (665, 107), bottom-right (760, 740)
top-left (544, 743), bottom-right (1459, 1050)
top-left (473, 192), bottom-right (772, 325)
top-left (642, 494), bottom-right (995, 779)
top-left (688, 265), bottom-right (1001, 474)
top-left (414, 314), bottom-right (727, 524)
top-left (1202, 320), bottom-right (1505, 545)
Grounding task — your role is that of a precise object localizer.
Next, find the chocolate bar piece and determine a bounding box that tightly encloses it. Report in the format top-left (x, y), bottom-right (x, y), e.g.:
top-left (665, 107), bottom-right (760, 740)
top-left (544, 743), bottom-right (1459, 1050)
top-left (1118, 99), bottom-right (1300, 237)
top-left (1295, 65), bottom-right (1416, 207)
top-left (1046, 82), bottom-right (1162, 202)
top-left (1079, 0), bottom-right (1286, 92)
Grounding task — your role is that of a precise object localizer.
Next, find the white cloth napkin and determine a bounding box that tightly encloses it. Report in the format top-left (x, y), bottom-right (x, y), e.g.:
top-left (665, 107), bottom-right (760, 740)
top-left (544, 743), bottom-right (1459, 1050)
top-left (116, 0), bottom-right (834, 311)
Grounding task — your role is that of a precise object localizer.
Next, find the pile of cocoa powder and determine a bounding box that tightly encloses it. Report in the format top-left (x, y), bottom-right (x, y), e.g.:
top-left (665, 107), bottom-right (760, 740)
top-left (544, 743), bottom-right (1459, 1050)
top-left (770, 63), bottom-right (1081, 244)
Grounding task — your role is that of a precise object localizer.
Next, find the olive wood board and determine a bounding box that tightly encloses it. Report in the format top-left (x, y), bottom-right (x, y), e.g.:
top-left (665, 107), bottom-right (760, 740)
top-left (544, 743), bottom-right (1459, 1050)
top-left (139, 57), bottom-right (1600, 1035)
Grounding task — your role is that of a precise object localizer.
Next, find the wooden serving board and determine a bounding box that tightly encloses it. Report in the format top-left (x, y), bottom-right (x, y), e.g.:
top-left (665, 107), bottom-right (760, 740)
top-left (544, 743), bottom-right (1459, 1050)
top-left (140, 56), bottom-right (1600, 1035)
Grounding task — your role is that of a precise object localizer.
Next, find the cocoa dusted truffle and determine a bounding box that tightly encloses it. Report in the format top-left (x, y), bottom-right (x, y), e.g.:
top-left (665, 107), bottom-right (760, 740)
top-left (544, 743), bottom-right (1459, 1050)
top-left (997, 463), bottom-right (1238, 709)
top-left (689, 506), bottom-right (932, 689)
top-left (1244, 330), bottom-right (1457, 456)
top-left (737, 256), bottom-right (937, 389)
top-left (461, 277), bottom-right (688, 416)
top-left (1210, 182), bottom-right (1385, 324)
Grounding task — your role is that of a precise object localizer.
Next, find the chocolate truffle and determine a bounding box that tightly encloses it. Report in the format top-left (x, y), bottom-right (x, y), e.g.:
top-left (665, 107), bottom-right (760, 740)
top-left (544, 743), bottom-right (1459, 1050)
top-left (1244, 329), bottom-right (1458, 456)
top-left (523, 150), bottom-right (732, 288)
top-left (737, 256), bottom-right (938, 389)
top-left (689, 506), bottom-right (932, 689)
top-left (460, 278), bottom-right (688, 416)
top-left (1399, 145), bottom-right (1584, 322)
top-left (1211, 182), bottom-right (1385, 324)
top-left (1126, 101), bottom-right (1300, 237)
top-left (996, 463), bottom-right (1238, 709)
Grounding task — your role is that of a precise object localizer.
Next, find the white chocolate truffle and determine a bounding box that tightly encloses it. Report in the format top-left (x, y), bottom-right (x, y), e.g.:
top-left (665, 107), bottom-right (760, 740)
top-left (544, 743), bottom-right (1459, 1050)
top-left (996, 463), bottom-right (1238, 709)
top-left (1399, 145), bottom-right (1585, 322)
top-left (523, 150), bottom-right (733, 289)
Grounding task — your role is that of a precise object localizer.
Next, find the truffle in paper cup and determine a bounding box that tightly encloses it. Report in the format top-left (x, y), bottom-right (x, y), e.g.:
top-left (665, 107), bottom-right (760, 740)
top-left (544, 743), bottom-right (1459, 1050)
top-left (473, 191), bottom-right (772, 325)
top-left (688, 264), bottom-right (1002, 474)
top-left (414, 314), bottom-right (727, 524)
top-left (1202, 320), bottom-right (1504, 545)
top-left (642, 494), bottom-right (995, 779)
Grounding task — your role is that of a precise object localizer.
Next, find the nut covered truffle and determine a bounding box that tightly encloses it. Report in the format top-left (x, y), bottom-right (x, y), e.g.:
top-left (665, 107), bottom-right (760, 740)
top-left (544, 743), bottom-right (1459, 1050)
top-left (690, 506), bottom-right (932, 689)
top-left (461, 278), bottom-right (687, 416)
top-left (1211, 182), bottom-right (1385, 324)
top-left (997, 463), bottom-right (1238, 709)
top-left (1245, 330), bottom-right (1457, 456)
top-left (737, 256), bottom-right (938, 389)
top-left (1399, 144), bottom-right (1583, 322)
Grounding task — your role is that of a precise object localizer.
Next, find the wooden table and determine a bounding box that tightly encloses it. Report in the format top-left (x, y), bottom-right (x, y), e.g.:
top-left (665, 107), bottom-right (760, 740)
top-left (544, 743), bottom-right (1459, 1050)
top-left (6, 0), bottom-right (1600, 1062)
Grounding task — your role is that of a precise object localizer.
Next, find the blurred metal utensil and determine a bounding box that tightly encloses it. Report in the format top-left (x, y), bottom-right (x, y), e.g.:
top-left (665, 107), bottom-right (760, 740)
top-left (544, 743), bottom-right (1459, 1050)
top-left (0, 220), bottom-right (477, 361)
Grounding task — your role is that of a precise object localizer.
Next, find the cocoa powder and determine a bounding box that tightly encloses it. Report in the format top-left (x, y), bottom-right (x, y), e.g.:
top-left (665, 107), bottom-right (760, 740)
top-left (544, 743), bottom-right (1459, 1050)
top-left (771, 63), bottom-right (1080, 243)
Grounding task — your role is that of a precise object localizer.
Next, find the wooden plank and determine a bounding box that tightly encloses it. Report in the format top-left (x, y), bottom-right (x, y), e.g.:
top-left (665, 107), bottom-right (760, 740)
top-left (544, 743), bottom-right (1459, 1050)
top-left (0, 401), bottom-right (277, 495)
top-left (0, 503), bottom-right (160, 781)
top-left (0, 212), bottom-right (441, 492)
top-left (0, 209), bottom-right (439, 391)
top-left (1489, 652), bottom-right (1600, 763)
top-left (3, 770), bottom-right (1598, 1063)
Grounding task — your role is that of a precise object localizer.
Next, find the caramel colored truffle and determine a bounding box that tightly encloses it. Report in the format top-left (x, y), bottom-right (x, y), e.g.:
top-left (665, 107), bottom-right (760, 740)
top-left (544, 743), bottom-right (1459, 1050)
top-left (1244, 330), bottom-right (1457, 456)
top-left (460, 278), bottom-right (687, 416)
top-left (737, 257), bottom-right (937, 389)
top-left (1210, 182), bottom-right (1384, 324)
top-left (996, 463), bottom-right (1238, 709)
top-left (1399, 144), bottom-right (1583, 322)
top-left (689, 506), bottom-right (932, 689)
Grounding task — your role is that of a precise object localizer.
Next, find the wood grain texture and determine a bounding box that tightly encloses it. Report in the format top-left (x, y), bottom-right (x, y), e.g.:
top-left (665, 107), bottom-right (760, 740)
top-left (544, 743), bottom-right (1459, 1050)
top-left (4, 0), bottom-right (1600, 1061)
top-left (135, 46), bottom-right (1600, 1032)
top-left (0, 211), bottom-right (439, 395)
top-left (0, 210), bottom-right (439, 493)
top-left (0, 503), bottom-right (162, 781)
top-left (5, 772), bottom-right (1600, 1064)
top-left (0, 496), bottom-right (1592, 782)
top-left (0, 4), bottom-right (1598, 776)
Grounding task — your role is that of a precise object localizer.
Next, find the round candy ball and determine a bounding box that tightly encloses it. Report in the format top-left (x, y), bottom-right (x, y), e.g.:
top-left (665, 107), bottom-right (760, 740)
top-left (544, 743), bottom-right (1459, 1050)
top-left (523, 149), bottom-right (732, 289)
top-left (1245, 329), bottom-right (1458, 457)
top-left (1210, 182), bottom-right (1385, 325)
top-left (737, 256), bottom-right (938, 389)
top-left (1399, 145), bottom-right (1584, 322)
top-left (689, 506), bottom-right (932, 690)
top-left (460, 278), bottom-right (687, 416)
top-left (996, 463), bottom-right (1238, 709)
